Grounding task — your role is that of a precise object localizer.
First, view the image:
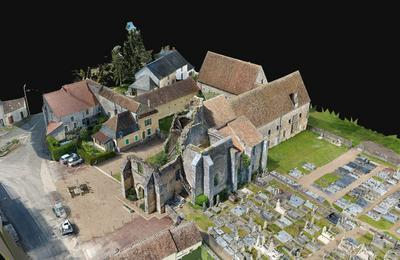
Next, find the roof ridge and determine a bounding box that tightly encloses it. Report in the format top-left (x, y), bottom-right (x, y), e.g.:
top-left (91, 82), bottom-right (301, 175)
top-left (207, 51), bottom-right (261, 68)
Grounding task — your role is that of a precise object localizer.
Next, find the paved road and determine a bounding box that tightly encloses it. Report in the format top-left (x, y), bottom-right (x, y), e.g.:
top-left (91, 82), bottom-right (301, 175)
top-left (0, 114), bottom-right (84, 259)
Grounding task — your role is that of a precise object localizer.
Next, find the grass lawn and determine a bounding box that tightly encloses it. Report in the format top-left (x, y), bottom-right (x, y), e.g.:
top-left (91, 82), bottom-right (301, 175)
top-left (238, 228), bottom-right (249, 238)
top-left (182, 204), bottom-right (214, 231)
top-left (314, 172), bottom-right (340, 188)
top-left (146, 151), bottom-right (168, 167)
top-left (359, 215), bottom-right (394, 230)
top-left (267, 130), bottom-right (348, 174)
top-left (309, 109), bottom-right (400, 154)
top-left (112, 85), bottom-right (129, 95)
top-left (159, 115), bottom-right (174, 134)
top-left (372, 175), bottom-right (384, 182)
top-left (182, 246), bottom-right (214, 260)
top-left (333, 204), bottom-right (343, 212)
top-left (81, 141), bottom-right (103, 156)
top-left (343, 193), bottom-right (358, 203)
top-left (357, 232), bottom-right (373, 244)
top-left (221, 226), bottom-right (232, 234)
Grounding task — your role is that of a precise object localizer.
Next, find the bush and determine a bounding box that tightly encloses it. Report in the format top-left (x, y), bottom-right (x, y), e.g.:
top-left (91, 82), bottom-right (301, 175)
top-left (146, 151), bottom-right (168, 167)
top-left (97, 114), bottom-right (109, 124)
top-left (46, 136), bottom-right (77, 161)
top-left (92, 124), bottom-right (102, 134)
top-left (77, 148), bottom-right (115, 165)
top-left (79, 128), bottom-right (90, 141)
top-left (241, 153), bottom-right (251, 168)
top-left (195, 194), bottom-right (209, 207)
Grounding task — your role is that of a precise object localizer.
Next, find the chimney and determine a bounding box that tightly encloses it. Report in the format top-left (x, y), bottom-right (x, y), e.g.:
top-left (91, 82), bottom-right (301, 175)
top-left (147, 99), bottom-right (151, 108)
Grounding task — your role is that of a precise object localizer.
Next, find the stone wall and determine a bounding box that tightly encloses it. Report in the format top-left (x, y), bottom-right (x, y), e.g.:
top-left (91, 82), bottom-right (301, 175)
top-left (157, 157), bottom-right (183, 213)
top-left (309, 126), bottom-right (353, 148)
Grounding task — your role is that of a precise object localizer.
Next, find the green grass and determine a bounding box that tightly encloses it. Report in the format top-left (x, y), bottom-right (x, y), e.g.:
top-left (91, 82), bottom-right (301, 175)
top-left (238, 228), bottom-right (249, 238)
top-left (112, 85), bottom-right (129, 95)
top-left (112, 171), bottom-right (121, 182)
top-left (359, 215), bottom-right (394, 230)
top-left (159, 115), bottom-right (174, 134)
top-left (357, 232), bottom-right (373, 244)
top-left (81, 141), bottom-right (103, 156)
top-left (361, 153), bottom-right (398, 169)
top-left (333, 204), bottom-right (343, 212)
top-left (314, 172), bottom-right (340, 188)
top-left (221, 226), bottom-right (232, 234)
top-left (203, 91), bottom-right (220, 100)
top-left (267, 130), bottom-right (348, 174)
top-left (146, 151), bottom-right (168, 167)
top-left (309, 109), bottom-right (400, 154)
top-left (343, 193), bottom-right (358, 203)
top-left (267, 223), bottom-right (281, 233)
top-left (182, 246), bottom-right (214, 260)
top-left (182, 204), bottom-right (214, 231)
top-left (372, 175), bottom-right (384, 182)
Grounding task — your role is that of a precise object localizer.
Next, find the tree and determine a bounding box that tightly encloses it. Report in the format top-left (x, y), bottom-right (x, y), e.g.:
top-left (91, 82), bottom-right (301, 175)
top-left (111, 46), bottom-right (129, 86)
top-left (122, 30), bottom-right (152, 78)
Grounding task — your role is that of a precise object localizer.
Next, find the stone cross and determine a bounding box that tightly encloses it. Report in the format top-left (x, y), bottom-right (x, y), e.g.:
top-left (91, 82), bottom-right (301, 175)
top-left (246, 207), bottom-right (250, 214)
top-left (268, 239), bottom-right (275, 251)
top-left (304, 220), bottom-right (309, 230)
top-left (258, 225), bottom-right (262, 232)
top-left (322, 226), bottom-right (327, 233)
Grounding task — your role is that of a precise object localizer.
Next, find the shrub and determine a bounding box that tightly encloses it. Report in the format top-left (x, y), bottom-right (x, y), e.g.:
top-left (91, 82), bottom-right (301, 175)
top-left (92, 124), bottom-right (102, 134)
top-left (241, 153), bottom-right (251, 168)
top-left (79, 128), bottom-right (90, 141)
top-left (77, 148), bottom-right (115, 165)
top-left (46, 136), bottom-right (77, 161)
top-left (195, 194), bottom-right (209, 207)
top-left (146, 151), bottom-right (168, 167)
top-left (97, 114), bottom-right (109, 124)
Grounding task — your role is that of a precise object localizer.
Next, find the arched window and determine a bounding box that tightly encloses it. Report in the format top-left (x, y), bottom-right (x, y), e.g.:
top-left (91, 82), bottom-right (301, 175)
top-left (214, 174), bottom-right (218, 186)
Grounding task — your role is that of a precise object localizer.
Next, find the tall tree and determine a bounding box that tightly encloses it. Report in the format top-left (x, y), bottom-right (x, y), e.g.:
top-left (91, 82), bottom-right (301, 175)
top-left (111, 46), bottom-right (129, 86)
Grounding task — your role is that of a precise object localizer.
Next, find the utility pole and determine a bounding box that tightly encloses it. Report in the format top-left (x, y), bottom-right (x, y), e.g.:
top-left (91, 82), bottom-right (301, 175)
top-left (23, 84), bottom-right (31, 117)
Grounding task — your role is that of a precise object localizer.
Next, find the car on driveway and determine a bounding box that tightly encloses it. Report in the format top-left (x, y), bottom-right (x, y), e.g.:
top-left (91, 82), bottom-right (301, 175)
top-left (59, 153), bottom-right (72, 164)
top-left (53, 202), bottom-right (67, 218)
top-left (67, 153), bottom-right (83, 167)
top-left (60, 219), bottom-right (74, 236)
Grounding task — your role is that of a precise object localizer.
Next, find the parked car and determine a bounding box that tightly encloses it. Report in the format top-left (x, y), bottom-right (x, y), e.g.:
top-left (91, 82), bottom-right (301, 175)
top-left (53, 202), bottom-right (67, 218)
top-left (60, 219), bottom-right (74, 236)
top-left (59, 153), bottom-right (72, 164)
top-left (68, 156), bottom-right (83, 167)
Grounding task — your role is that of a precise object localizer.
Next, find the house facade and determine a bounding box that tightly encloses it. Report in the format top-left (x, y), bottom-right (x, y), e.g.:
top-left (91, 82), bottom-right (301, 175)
top-left (0, 98), bottom-right (28, 126)
top-left (42, 80), bottom-right (101, 139)
top-left (197, 51), bottom-right (267, 98)
top-left (128, 49), bottom-right (194, 96)
top-left (133, 78), bottom-right (199, 119)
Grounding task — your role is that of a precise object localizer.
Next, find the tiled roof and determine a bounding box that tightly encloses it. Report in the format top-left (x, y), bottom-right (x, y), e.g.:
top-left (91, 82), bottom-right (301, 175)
top-left (219, 116), bottom-right (263, 151)
top-left (113, 222), bottom-right (202, 260)
top-left (133, 78), bottom-right (199, 108)
top-left (43, 80), bottom-right (98, 117)
top-left (1, 97), bottom-right (26, 114)
top-left (92, 131), bottom-right (112, 144)
top-left (198, 51), bottom-right (263, 95)
top-left (203, 95), bottom-right (236, 128)
top-left (97, 85), bottom-right (141, 113)
top-left (230, 71), bottom-right (311, 127)
top-left (103, 111), bottom-right (139, 138)
top-left (46, 121), bottom-right (63, 135)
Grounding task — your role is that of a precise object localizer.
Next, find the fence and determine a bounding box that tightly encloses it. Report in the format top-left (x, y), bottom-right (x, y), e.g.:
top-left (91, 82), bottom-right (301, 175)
top-left (357, 141), bottom-right (400, 167)
top-left (308, 126), bottom-right (353, 148)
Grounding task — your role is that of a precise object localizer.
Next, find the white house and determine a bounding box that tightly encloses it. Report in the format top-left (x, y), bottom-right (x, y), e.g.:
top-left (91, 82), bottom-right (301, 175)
top-left (128, 49), bottom-right (195, 96)
top-left (0, 97), bottom-right (28, 126)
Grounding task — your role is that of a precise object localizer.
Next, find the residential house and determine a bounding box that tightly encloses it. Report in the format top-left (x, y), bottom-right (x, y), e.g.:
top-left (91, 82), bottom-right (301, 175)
top-left (88, 80), bottom-right (159, 144)
top-left (128, 49), bottom-right (194, 96)
top-left (206, 71), bottom-right (310, 148)
top-left (42, 80), bottom-right (101, 140)
top-left (0, 97), bottom-right (28, 126)
top-left (92, 111), bottom-right (140, 152)
top-left (112, 222), bottom-right (202, 260)
top-left (133, 78), bottom-right (199, 119)
top-left (197, 51), bottom-right (267, 98)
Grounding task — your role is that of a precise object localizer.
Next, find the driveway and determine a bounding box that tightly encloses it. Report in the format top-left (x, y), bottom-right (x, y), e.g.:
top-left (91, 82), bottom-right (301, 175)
top-left (0, 113), bottom-right (84, 259)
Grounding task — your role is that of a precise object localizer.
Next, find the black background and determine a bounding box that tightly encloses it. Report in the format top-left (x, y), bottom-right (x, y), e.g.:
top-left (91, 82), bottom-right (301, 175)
top-left (1, 2), bottom-right (399, 135)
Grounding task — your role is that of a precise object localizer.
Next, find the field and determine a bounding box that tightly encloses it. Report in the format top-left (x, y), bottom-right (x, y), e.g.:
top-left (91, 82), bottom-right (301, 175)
top-left (267, 130), bottom-right (348, 174)
top-left (308, 109), bottom-right (400, 154)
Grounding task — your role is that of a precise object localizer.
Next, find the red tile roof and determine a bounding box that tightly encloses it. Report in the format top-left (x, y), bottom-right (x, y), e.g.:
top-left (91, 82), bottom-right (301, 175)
top-left (46, 121), bottom-right (63, 135)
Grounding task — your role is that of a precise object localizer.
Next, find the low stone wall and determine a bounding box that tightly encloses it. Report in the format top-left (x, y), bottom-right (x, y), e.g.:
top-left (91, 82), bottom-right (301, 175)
top-left (357, 141), bottom-right (400, 167)
top-left (201, 231), bottom-right (232, 260)
top-left (308, 126), bottom-right (353, 148)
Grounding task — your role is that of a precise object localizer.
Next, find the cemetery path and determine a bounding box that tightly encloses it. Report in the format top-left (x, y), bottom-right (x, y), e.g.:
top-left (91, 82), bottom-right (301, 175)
top-left (298, 149), bottom-right (360, 187)
top-left (361, 179), bottom-right (400, 216)
top-left (308, 227), bottom-right (366, 260)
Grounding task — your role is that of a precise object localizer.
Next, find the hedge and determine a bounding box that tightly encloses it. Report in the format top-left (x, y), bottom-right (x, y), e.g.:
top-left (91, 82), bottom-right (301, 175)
top-left (195, 194), bottom-right (209, 207)
top-left (77, 148), bottom-right (115, 165)
top-left (46, 136), bottom-right (77, 161)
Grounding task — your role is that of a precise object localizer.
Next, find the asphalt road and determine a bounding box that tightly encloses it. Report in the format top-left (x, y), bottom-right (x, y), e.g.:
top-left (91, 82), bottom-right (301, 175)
top-left (0, 114), bottom-right (84, 259)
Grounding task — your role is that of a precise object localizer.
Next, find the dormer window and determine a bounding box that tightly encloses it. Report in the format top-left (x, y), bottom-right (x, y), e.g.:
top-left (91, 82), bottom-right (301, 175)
top-left (289, 92), bottom-right (298, 108)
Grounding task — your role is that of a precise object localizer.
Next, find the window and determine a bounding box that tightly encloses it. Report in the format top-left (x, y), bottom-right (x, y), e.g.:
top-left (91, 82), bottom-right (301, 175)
top-left (64, 125), bottom-right (68, 132)
top-left (144, 118), bottom-right (152, 126)
top-left (86, 109), bottom-right (89, 115)
top-left (125, 139), bottom-right (129, 145)
top-left (276, 125), bottom-right (279, 130)
top-left (214, 175), bottom-right (218, 186)
top-left (73, 122), bottom-right (77, 128)
top-left (268, 129), bottom-right (271, 135)
top-left (134, 135), bottom-right (139, 142)
top-left (114, 109), bottom-right (117, 115)
top-left (283, 130), bottom-right (286, 137)
top-left (299, 113), bottom-right (302, 118)
top-left (289, 119), bottom-right (291, 124)
top-left (20, 111), bottom-right (24, 119)
top-left (71, 116), bottom-right (74, 121)
top-left (147, 128), bottom-right (152, 136)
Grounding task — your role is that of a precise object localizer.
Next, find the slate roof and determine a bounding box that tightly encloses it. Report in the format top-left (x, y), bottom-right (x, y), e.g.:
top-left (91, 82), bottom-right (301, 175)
top-left (43, 80), bottom-right (98, 117)
top-left (113, 222), bottom-right (202, 260)
top-left (133, 78), bottom-right (199, 108)
top-left (203, 95), bottom-right (237, 128)
top-left (1, 97), bottom-right (26, 114)
top-left (46, 121), bottom-right (63, 135)
top-left (129, 74), bottom-right (158, 91)
top-left (145, 50), bottom-right (194, 80)
top-left (198, 51), bottom-right (264, 95)
top-left (102, 111), bottom-right (139, 139)
top-left (230, 71), bottom-right (311, 127)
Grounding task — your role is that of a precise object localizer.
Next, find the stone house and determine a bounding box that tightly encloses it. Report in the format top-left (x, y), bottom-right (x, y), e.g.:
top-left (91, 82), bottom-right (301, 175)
top-left (133, 78), bottom-right (199, 120)
top-left (112, 222), bottom-right (202, 260)
top-left (42, 80), bottom-right (101, 140)
top-left (0, 97), bottom-right (28, 127)
top-left (128, 49), bottom-right (194, 96)
top-left (197, 51), bottom-right (267, 98)
top-left (92, 111), bottom-right (143, 152)
top-left (120, 154), bottom-right (184, 214)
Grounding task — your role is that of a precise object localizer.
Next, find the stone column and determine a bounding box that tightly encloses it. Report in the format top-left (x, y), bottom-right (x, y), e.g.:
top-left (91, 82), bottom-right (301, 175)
top-left (261, 140), bottom-right (268, 170)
